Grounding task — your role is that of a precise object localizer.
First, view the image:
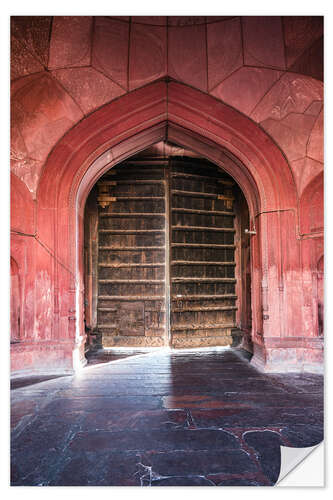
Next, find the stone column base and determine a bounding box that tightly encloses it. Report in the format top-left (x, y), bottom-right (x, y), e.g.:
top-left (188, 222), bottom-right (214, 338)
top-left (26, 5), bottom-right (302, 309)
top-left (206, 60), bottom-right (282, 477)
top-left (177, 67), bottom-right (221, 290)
top-left (251, 337), bottom-right (324, 373)
top-left (10, 339), bottom-right (87, 376)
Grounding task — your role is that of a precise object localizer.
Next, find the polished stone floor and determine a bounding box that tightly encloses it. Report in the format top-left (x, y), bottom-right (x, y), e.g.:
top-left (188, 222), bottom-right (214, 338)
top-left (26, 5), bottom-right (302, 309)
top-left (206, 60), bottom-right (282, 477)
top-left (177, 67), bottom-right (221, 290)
top-left (11, 348), bottom-right (323, 486)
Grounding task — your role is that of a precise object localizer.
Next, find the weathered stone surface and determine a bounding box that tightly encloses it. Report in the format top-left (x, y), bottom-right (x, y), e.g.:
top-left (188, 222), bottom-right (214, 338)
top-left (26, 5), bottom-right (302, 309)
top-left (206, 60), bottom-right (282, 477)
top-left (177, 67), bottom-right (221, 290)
top-left (290, 157), bottom-right (323, 196)
top-left (11, 73), bottom-right (83, 191)
top-left (11, 399), bottom-right (37, 431)
top-left (11, 16), bottom-right (51, 67)
top-left (307, 109), bottom-right (324, 163)
top-left (243, 431), bottom-right (281, 484)
top-left (11, 35), bottom-right (44, 80)
top-left (49, 452), bottom-right (140, 486)
top-left (48, 16), bottom-right (92, 69)
top-left (92, 17), bottom-right (129, 90)
top-left (283, 16), bottom-right (323, 68)
top-left (207, 18), bottom-right (243, 90)
top-left (289, 37), bottom-right (323, 81)
top-left (132, 16), bottom-right (167, 26)
top-left (129, 23), bottom-right (167, 90)
top-left (280, 424), bottom-right (323, 447)
top-left (261, 113), bottom-right (317, 162)
top-left (141, 449), bottom-right (258, 476)
top-left (217, 477), bottom-right (266, 486)
top-left (11, 349), bottom-right (323, 486)
top-left (152, 476), bottom-right (214, 486)
top-left (242, 16), bottom-right (285, 69)
top-left (80, 409), bottom-right (187, 431)
top-left (251, 73), bottom-right (323, 123)
top-left (304, 100), bottom-right (323, 116)
top-left (52, 67), bottom-right (125, 115)
top-left (69, 428), bottom-right (239, 453)
top-left (211, 67), bottom-right (281, 116)
top-left (168, 16), bottom-right (206, 26)
top-left (168, 24), bottom-right (207, 91)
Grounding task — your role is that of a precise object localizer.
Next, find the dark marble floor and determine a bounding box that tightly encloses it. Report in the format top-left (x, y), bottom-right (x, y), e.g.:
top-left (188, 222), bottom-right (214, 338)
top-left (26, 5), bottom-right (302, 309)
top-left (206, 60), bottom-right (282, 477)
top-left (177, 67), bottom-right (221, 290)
top-left (11, 348), bottom-right (323, 486)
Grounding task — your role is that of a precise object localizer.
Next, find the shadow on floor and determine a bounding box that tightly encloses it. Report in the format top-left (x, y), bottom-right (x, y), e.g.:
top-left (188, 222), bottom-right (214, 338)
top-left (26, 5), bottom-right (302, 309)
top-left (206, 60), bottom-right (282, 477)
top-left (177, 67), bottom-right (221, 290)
top-left (11, 374), bottom-right (70, 391)
top-left (85, 348), bottom-right (151, 366)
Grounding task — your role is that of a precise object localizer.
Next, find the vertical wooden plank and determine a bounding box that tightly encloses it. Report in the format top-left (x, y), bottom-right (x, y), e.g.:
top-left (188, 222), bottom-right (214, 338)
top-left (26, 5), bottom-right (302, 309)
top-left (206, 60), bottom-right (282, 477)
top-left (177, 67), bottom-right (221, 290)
top-left (164, 160), bottom-right (171, 346)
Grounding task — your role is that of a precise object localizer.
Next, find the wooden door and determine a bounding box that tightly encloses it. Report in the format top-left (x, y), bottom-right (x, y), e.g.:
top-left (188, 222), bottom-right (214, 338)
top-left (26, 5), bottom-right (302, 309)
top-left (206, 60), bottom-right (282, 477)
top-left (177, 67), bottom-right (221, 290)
top-left (95, 157), bottom-right (237, 348)
top-left (97, 160), bottom-right (167, 347)
top-left (170, 158), bottom-right (237, 348)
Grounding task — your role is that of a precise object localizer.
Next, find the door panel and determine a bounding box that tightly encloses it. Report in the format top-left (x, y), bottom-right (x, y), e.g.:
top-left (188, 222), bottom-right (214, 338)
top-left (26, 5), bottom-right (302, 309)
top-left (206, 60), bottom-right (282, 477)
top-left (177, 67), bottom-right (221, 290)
top-left (97, 161), bottom-right (167, 347)
top-left (170, 159), bottom-right (237, 348)
top-left (95, 157), bottom-right (237, 348)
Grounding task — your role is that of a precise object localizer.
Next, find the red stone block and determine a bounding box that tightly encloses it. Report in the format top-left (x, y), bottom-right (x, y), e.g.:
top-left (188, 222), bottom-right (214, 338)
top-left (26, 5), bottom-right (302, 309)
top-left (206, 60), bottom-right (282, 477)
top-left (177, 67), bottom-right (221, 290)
top-left (132, 16), bottom-right (167, 25)
top-left (168, 16), bottom-right (206, 26)
top-left (109, 16), bottom-right (130, 22)
top-left (283, 16), bottom-right (323, 68)
top-left (11, 16), bottom-right (51, 67)
top-left (207, 18), bottom-right (242, 91)
top-left (92, 17), bottom-right (129, 90)
top-left (304, 100), bottom-right (323, 116)
top-left (168, 25), bottom-right (207, 91)
top-left (307, 109), bottom-right (323, 163)
top-left (11, 73), bottom-right (83, 165)
top-left (10, 174), bottom-right (35, 234)
top-left (260, 113), bottom-right (317, 162)
top-left (290, 157), bottom-right (323, 196)
top-left (129, 23), bottom-right (167, 90)
top-left (52, 67), bottom-right (125, 115)
top-left (242, 16), bottom-right (286, 70)
top-left (211, 67), bottom-right (281, 116)
top-left (206, 17), bottom-right (237, 23)
top-left (48, 16), bottom-right (92, 69)
top-left (11, 35), bottom-right (44, 80)
top-left (251, 73), bottom-right (323, 123)
top-left (289, 37), bottom-right (323, 81)
top-left (300, 173), bottom-right (323, 234)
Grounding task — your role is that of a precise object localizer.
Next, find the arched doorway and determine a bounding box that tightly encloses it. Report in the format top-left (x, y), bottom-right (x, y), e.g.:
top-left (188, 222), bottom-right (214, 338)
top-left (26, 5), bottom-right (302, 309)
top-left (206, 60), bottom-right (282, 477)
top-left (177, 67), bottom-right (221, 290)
top-left (36, 80), bottom-right (306, 374)
top-left (83, 143), bottom-right (251, 352)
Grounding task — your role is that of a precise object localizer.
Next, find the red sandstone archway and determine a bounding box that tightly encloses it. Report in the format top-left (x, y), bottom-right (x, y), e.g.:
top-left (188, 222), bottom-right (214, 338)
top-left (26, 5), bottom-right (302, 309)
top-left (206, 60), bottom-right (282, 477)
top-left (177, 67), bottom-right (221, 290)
top-left (34, 80), bottom-right (302, 372)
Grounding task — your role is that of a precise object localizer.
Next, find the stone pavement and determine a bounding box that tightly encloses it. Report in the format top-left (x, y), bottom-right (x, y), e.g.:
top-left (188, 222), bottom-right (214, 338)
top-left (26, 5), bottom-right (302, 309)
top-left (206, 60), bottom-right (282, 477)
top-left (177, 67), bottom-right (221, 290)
top-left (11, 348), bottom-right (323, 486)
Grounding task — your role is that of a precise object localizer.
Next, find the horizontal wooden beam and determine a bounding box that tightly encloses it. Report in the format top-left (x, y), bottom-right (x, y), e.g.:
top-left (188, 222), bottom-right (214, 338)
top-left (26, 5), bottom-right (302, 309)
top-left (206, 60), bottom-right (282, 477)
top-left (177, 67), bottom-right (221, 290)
top-left (98, 307), bottom-right (166, 312)
top-left (172, 189), bottom-right (219, 198)
top-left (171, 294), bottom-right (237, 300)
top-left (172, 306), bottom-right (238, 312)
top-left (99, 229), bottom-right (164, 234)
top-left (171, 172), bottom-right (234, 184)
top-left (171, 208), bottom-right (234, 216)
top-left (114, 196), bottom-right (165, 200)
top-left (172, 225), bottom-right (235, 232)
top-left (99, 246), bottom-right (165, 251)
top-left (98, 279), bottom-right (164, 284)
top-left (99, 262), bottom-right (165, 268)
top-left (98, 295), bottom-right (165, 301)
top-left (171, 243), bottom-right (235, 248)
top-left (171, 261), bottom-right (236, 266)
top-left (171, 277), bottom-right (236, 283)
top-left (100, 212), bottom-right (165, 217)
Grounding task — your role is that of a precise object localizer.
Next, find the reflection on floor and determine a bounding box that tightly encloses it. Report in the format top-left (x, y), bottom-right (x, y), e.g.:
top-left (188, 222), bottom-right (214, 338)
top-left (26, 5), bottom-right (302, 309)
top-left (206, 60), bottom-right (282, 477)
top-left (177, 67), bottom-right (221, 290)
top-left (11, 348), bottom-right (323, 486)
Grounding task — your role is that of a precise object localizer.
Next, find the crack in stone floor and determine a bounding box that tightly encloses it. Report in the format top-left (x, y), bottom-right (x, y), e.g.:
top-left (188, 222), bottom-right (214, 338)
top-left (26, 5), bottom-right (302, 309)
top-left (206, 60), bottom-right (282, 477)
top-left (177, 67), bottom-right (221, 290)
top-left (11, 348), bottom-right (323, 486)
